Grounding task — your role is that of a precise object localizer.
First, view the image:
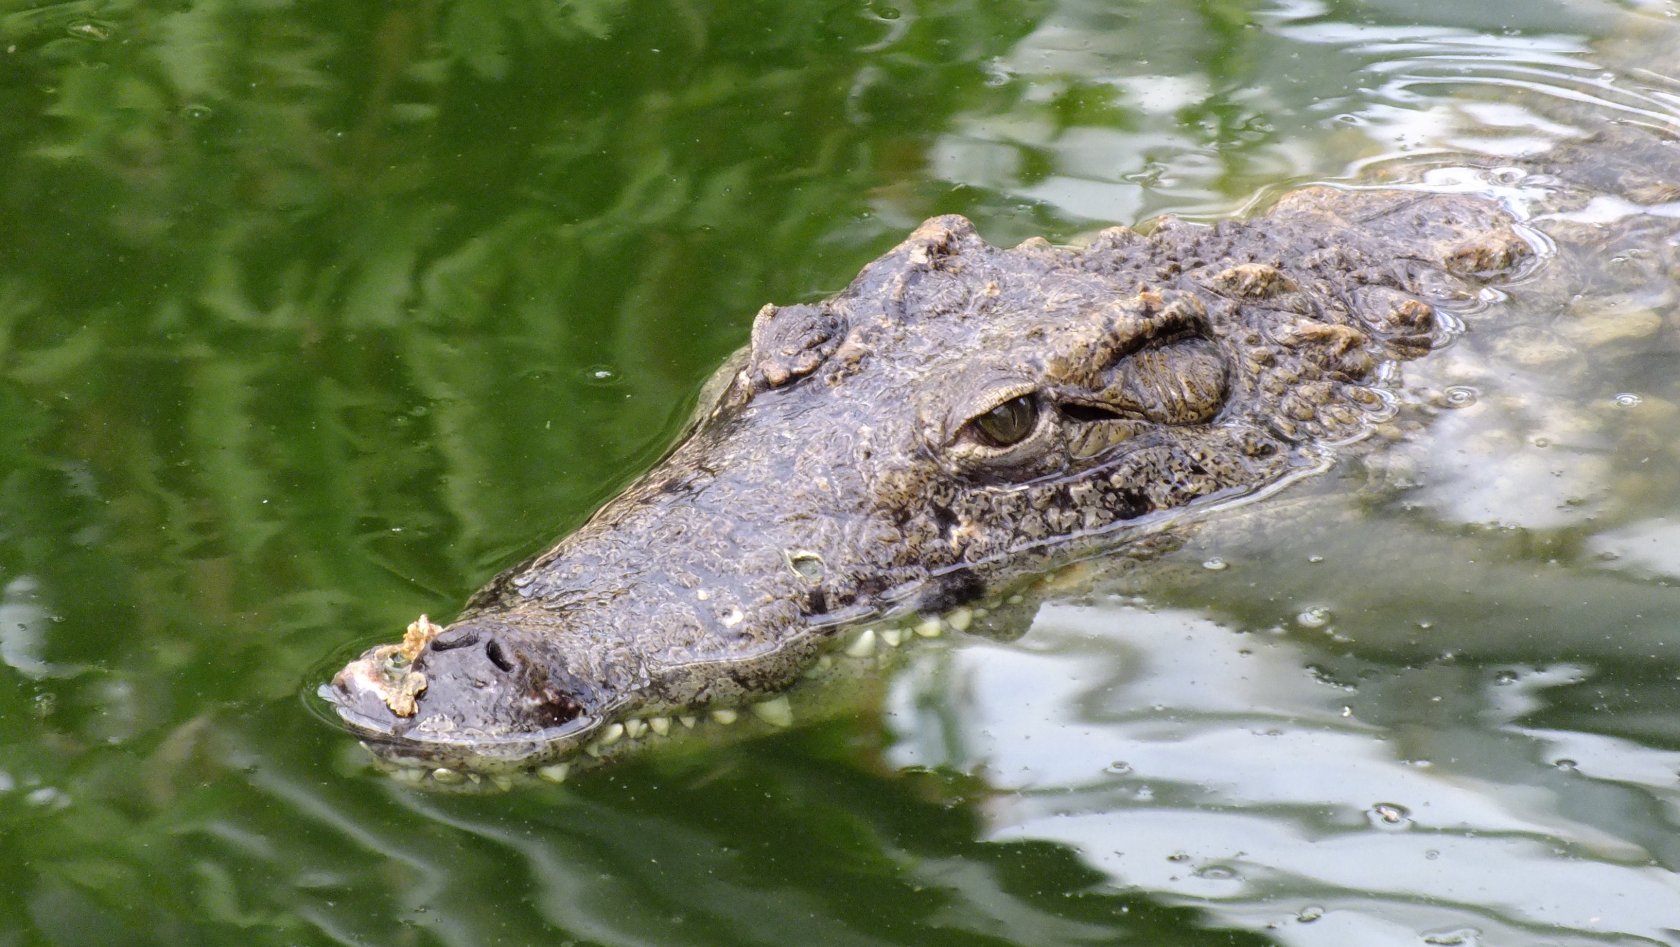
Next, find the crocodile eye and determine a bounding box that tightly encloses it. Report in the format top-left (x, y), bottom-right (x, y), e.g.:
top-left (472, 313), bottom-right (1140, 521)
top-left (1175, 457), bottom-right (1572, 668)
top-left (969, 395), bottom-right (1039, 447)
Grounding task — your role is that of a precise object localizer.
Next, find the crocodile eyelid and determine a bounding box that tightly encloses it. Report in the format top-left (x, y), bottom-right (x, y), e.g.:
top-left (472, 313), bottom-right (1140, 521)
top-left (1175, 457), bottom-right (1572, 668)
top-left (972, 382), bottom-right (1039, 418)
top-left (1102, 290), bottom-right (1214, 362)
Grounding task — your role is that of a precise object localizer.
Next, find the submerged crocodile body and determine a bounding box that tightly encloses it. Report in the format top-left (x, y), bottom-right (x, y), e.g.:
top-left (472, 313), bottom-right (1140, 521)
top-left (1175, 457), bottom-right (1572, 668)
top-left (323, 128), bottom-right (1680, 781)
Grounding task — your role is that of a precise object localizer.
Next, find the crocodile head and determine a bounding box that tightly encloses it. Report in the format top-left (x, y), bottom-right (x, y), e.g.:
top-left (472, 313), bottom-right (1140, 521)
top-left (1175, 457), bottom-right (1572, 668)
top-left (324, 192), bottom-right (1535, 779)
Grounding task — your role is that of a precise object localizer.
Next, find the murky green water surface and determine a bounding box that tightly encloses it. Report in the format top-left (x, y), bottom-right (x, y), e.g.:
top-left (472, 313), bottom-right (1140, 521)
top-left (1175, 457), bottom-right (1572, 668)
top-left (4, 0), bottom-right (1680, 943)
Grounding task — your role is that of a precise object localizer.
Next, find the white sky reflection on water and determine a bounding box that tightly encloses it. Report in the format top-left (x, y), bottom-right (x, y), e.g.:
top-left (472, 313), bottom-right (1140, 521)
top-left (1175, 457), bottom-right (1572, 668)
top-left (889, 605), bottom-right (1680, 942)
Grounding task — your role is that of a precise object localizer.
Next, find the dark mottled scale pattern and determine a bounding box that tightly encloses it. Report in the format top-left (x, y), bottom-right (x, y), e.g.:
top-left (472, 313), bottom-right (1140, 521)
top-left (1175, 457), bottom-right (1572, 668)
top-left (324, 129), bottom-right (1680, 773)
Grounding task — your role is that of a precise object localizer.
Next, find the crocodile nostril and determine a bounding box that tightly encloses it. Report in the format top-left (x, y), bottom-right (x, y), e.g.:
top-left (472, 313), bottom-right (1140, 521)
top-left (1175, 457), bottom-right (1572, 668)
top-left (484, 637), bottom-right (516, 673)
top-left (427, 628), bottom-right (481, 652)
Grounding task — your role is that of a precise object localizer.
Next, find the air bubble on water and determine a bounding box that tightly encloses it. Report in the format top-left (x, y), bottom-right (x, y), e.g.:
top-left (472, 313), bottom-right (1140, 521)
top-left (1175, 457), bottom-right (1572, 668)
top-left (1105, 761), bottom-right (1132, 775)
top-left (581, 364), bottom-right (620, 386)
top-left (1493, 669), bottom-right (1519, 685)
top-left (1614, 392), bottom-right (1642, 407)
top-left (1367, 802), bottom-right (1412, 829)
top-left (1296, 905), bottom-right (1325, 923)
top-left (1191, 864), bottom-right (1238, 881)
top-left (66, 20), bottom-right (113, 41)
top-left (1296, 607), bottom-right (1331, 629)
top-left (1422, 928), bottom-right (1483, 946)
top-left (181, 104), bottom-right (214, 121)
top-left (1554, 758), bottom-right (1579, 771)
top-left (1201, 557), bottom-right (1228, 571)
top-left (1442, 386), bottom-right (1478, 408)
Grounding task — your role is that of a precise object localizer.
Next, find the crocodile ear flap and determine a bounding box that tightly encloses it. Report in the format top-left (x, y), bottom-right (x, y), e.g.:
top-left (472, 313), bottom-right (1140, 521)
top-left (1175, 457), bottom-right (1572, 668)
top-left (748, 302), bottom-right (846, 389)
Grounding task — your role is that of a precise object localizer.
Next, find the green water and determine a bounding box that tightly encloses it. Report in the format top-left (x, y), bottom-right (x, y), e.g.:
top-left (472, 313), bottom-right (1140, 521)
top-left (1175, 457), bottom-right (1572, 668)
top-left (4, 0), bottom-right (1680, 943)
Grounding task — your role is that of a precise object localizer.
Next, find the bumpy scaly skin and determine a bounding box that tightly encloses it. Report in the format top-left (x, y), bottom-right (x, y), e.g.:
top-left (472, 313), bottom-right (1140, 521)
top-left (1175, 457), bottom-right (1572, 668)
top-left (325, 183), bottom-right (1542, 774)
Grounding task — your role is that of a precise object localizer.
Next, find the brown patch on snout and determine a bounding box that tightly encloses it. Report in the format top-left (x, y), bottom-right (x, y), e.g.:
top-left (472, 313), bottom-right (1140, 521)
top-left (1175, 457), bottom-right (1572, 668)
top-left (1274, 320), bottom-right (1376, 378)
top-left (749, 303), bottom-right (848, 389)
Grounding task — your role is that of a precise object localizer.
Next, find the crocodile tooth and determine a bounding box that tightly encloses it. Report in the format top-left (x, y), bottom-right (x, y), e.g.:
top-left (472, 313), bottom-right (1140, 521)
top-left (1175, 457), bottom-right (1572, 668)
top-left (584, 742), bottom-right (603, 758)
top-left (750, 696), bottom-right (794, 728)
top-left (599, 722), bottom-right (625, 746)
top-left (649, 716), bottom-right (671, 736)
top-left (945, 606), bottom-right (974, 632)
top-left (914, 617), bottom-right (944, 638)
top-left (678, 714), bottom-right (698, 729)
top-left (391, 766), bottom-right (424, 784)
top-left (624, 718), bottom-right (648, 739)
top-left (492, 774), bottom-right (513, 791)
top-left (845, 628), bottom-right (877, 657)
top-left (881, 628), bottom-right (904, 647)
top-left (711, 708), bottom-right (739, 725)
top-left (467, 773), bottom-right (481, 785)
top-left (537, 763), bottom-right (570, 784)
top-left (431, 767), bottom-right (463, 784)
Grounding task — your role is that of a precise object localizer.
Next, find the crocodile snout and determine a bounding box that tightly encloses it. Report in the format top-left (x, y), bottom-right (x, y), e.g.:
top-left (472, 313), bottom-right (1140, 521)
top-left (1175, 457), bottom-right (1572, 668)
top-left (412, 621), bottom-right (598, 732)
top-left (324, 618), bottom-right (603, 770)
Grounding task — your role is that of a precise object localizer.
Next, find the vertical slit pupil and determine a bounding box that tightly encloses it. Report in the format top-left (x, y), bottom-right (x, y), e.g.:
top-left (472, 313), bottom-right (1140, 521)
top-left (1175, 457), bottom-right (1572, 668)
top-left (974, 395), bottom-right (1037, 446)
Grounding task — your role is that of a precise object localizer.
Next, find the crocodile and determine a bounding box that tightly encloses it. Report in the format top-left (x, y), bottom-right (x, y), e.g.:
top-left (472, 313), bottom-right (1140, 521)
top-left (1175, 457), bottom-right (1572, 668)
top-left (322, 127), bottom-right (1680, 784)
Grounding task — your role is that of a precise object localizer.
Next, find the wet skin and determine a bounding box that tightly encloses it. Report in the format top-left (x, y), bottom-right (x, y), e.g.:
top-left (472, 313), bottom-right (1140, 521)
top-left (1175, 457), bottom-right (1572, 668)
top-left (322, 128), bottom-right (1680, 778)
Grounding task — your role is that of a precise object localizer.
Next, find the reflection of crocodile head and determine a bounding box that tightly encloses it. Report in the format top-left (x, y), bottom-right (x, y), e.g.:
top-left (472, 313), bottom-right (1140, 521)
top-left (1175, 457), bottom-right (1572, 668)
top-left (324, 186), bottom-right (1539, 778)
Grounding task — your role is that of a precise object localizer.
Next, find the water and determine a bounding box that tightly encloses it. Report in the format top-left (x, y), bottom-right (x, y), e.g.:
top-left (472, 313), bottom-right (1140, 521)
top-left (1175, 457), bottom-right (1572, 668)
top-left (3, 0), bottom-right (1680, 943)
